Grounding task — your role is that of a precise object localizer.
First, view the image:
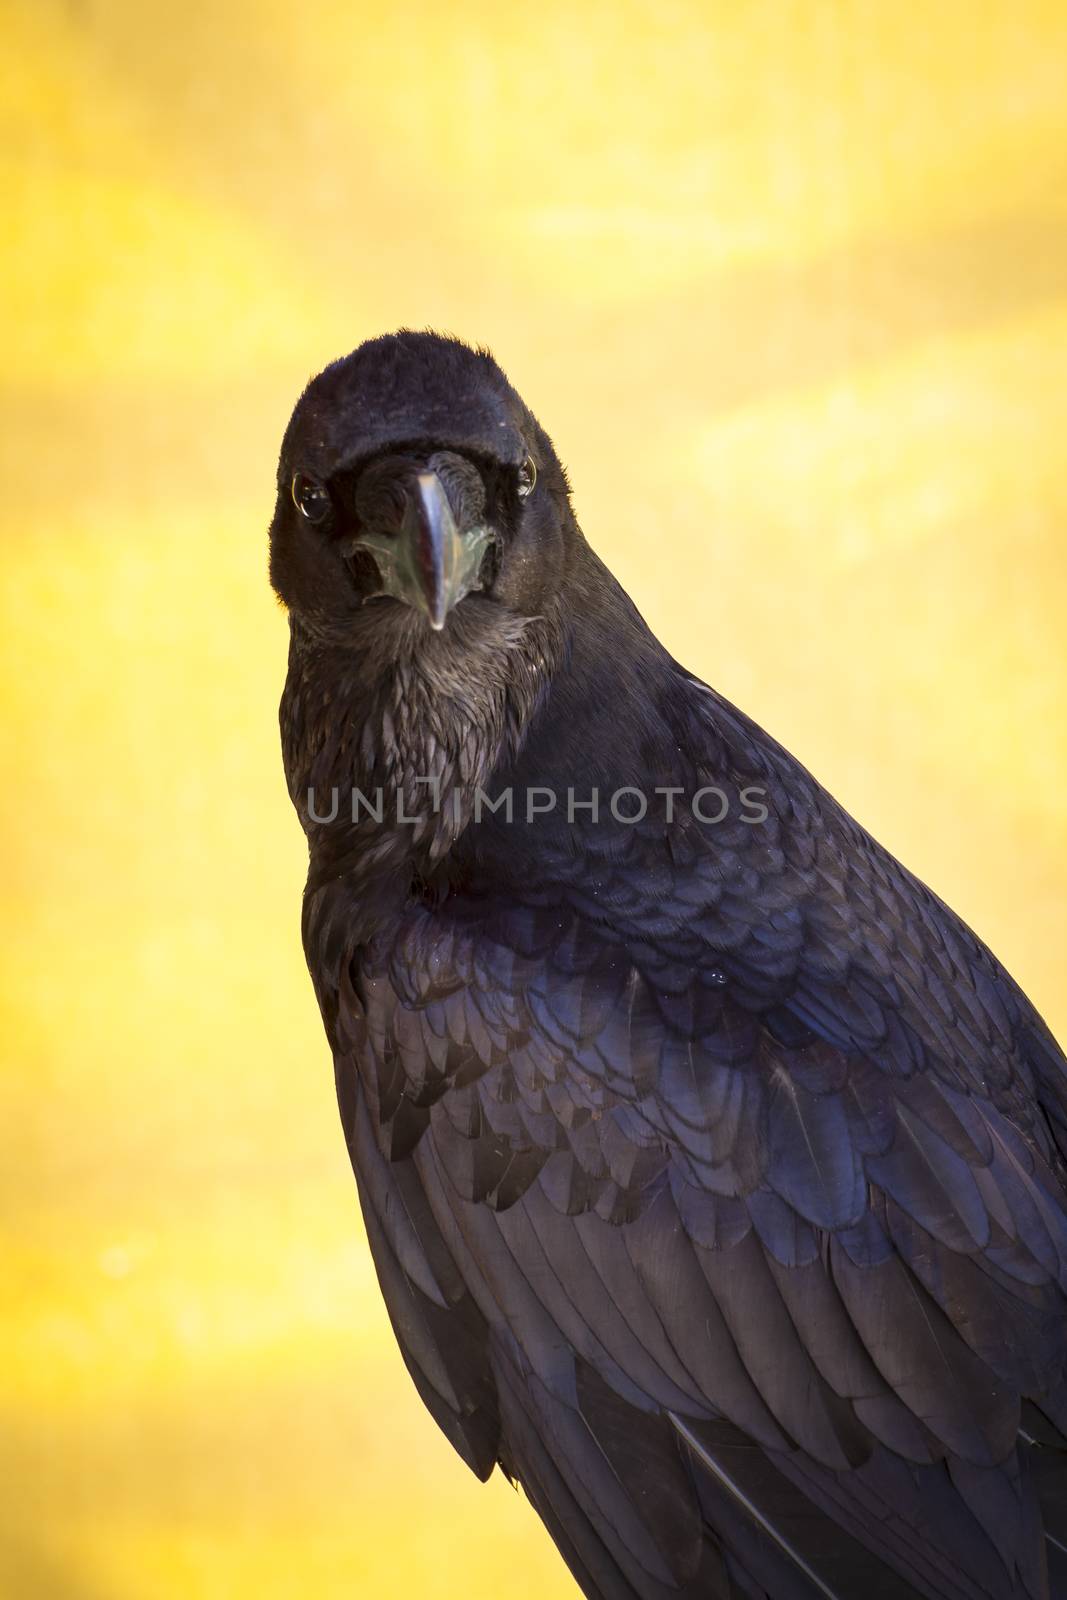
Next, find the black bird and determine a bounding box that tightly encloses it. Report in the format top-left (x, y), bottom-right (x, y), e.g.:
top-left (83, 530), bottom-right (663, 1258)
top-left (270, 331), bottom-right (1067, 1600)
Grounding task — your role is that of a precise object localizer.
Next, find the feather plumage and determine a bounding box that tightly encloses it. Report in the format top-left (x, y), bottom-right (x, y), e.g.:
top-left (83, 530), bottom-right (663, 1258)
top-left (274, 331), bottom-right (1067, 1600)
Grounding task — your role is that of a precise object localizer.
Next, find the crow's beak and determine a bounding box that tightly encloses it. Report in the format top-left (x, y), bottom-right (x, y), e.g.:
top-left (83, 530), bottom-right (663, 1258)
top-left (358, 471), bottom-right (494, 630)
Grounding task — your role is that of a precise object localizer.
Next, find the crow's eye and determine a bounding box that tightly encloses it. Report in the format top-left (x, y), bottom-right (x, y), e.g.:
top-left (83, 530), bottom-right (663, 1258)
top-left (291, 472), bottom-right (331, 523)
top-left (517, 455), bottom-right (537, 499)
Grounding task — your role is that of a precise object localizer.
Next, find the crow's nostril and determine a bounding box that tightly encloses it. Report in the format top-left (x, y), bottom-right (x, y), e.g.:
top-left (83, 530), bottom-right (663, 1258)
top-left (427, 450), bottom-right (486, 524)
top-left (477, 536), bottom-right (501, 591)
top-left (353, 457), bottom-right (415, 533)
top-left (343, 548), bottom-right (383, 593)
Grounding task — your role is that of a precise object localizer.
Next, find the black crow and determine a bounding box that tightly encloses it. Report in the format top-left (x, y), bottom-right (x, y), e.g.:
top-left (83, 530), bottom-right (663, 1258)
top-left (270, 331), bottom-right (1067, 1600)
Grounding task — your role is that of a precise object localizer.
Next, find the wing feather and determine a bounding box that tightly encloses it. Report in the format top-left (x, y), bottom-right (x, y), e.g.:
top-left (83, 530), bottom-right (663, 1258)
top-left (309, 671), bottom-right (1067, 1599)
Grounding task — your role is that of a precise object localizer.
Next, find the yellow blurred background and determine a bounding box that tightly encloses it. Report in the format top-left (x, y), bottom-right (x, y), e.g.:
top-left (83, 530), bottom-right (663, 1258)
top-left (2, 1), bottom-right (1066, 1595)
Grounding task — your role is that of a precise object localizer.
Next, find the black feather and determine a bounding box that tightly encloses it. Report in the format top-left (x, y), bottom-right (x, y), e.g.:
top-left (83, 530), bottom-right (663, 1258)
top-left (275, 331), bottom-right (1067, 1600)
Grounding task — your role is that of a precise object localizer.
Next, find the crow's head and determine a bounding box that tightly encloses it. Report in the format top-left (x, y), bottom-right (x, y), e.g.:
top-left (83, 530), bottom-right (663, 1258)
top-left (270, 331), bottom-right (573, 642)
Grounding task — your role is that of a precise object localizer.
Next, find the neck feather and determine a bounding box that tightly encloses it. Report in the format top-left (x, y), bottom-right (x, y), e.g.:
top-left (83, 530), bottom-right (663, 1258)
top-left (281, 602), bottom-right (567, 901)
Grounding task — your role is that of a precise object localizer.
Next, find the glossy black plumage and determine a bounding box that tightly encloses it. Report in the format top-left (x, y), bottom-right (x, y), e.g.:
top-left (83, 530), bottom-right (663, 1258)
top-left (271, 331), bottom-right (1067, 1600)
